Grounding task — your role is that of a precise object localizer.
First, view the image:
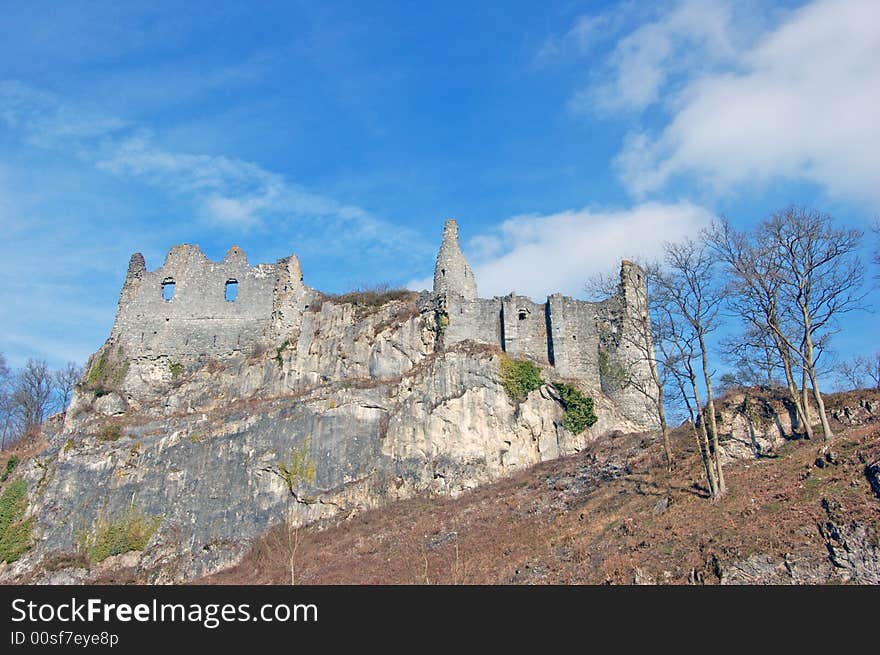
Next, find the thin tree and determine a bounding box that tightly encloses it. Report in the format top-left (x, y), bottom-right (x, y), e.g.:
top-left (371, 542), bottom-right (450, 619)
top-left (720, 325), bottom-right (784, 390)
top-left (651, 240), bottom-right (726, 496)
top-left (762, 208), bottom-right (865, 441)
top-left (53, 361), bottom-right (84, 412)
top-left (709, 218), bottom-right (814, 439)
top-left (653, 302), bottom-right (719, 497)
top-left (838, 354), bottom-right (880, 390)
top-left (0, 354), bottom-right (14, 450)
top-left (13, 358), bottom-right (56, 432)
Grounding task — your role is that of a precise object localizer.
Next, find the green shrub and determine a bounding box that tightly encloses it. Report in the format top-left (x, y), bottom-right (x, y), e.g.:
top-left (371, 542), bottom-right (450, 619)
top-left (0, 479), bottom-right (34, 563)
top-left (277, 438), bottom-right (316, 492)
top-left (80, 509), bottom-right (161, 564)
top-left (553, 383), bottom-right (598, 434)
top-left (97, 424), bottom-right (122, 442)
top-left (1, 456), bottom-right (19, 483)
top-left (168, 361), bottom-right (184, 378)
top-left (436, 311), bottom-right (450, 338)
top-left (85, 348), bottom-right (129, 397)
top-left (275, 339), bottom-right (291, 367)
top-left (499, 356), bottom-right (543, 402)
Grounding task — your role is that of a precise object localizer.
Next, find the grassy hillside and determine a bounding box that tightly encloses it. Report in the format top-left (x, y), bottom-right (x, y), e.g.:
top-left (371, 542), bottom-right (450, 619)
top-left (204, 390), bottom-right (880, 585)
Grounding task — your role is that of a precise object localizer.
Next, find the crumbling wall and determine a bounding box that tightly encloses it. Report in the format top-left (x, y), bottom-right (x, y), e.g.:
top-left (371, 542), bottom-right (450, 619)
top-left (442, 296), bottom-right (502, 346)
top-left (110, 245), bottom-right (298, 358)
top-left (546, 294), bottom-right (601, 389)
top-left (500, 295), bottom-right (550, 364)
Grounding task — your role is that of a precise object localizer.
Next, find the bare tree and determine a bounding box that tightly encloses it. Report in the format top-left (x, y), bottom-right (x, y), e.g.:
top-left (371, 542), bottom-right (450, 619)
top-left (53, 361), bottom-right (84, 412)
top-left (837, 354), bottom-right (880, 390)
top-left (720, 325), bottom-right (785, 390)
top-left (710, 218), bottom-right (814, 439)
top-left (0, 354), bottom-right (14, 450)
top-left (653, 302), bottom-right (719, 497)
top-left (762, 208), bottom-right (865, 441)
top-left (651, 239), bottom-right (726, 497)
top-left (13, 358), bottom-right (56, 432)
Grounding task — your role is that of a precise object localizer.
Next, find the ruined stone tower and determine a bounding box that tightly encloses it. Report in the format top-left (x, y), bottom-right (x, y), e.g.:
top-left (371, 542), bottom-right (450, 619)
top-left (433, 219), bottom-right (477, 301)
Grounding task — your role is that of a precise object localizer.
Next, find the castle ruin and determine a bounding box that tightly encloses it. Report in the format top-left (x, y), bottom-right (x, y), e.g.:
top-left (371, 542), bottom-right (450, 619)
top-left (108, 218), bottom-right (659, 428)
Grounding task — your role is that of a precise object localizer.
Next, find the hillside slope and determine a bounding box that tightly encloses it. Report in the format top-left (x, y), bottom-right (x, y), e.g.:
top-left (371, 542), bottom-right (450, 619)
top-left (204, 390), bottom-right (880, 585)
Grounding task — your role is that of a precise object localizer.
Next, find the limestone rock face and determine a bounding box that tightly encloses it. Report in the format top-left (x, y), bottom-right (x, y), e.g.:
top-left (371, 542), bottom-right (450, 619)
top-left (4, 294), bottom-right (646, 584)
top-left (720, 499), bottom-right (880, 585)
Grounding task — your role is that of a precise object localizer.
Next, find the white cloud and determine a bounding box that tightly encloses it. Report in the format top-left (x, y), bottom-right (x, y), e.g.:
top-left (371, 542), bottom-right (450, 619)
top-left (408, 201), bottom-right (712, 299)
top-left (605, 0), bottom-right (880, 203)
top-left (567, 0), bottom-right (740, 115)
top-left (535, 13), bottom-right (609, 66)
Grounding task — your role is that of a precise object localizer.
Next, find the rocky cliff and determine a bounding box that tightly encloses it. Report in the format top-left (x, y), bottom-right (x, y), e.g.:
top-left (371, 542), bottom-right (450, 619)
top-left (1, 290), bottom-right (649, 583)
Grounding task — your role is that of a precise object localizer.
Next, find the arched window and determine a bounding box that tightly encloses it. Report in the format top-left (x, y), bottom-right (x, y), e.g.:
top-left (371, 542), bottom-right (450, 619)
top-left (518, 309), bottom-right (528, 321)
top-left (225, 279), bottom-right (239, 302)
top-left (162, 278), bottom-right (175, 302)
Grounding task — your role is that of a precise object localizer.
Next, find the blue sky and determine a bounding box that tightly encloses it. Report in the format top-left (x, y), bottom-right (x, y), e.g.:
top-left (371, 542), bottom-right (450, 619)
top-left (1, 0), bottom-right (877, 370)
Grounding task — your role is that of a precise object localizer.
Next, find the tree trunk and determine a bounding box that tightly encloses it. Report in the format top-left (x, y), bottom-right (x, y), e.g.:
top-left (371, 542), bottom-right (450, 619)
top-left (800, 366), bottom-right (814, 440)
top-left (649, 352), bottom-right (674, 470)
top-left (808, 368), bottom-right (834, 441)
top-left (803, 334), bottom-right (833, 441)
top-left (698, 331), bottom-right (725, 496)
top-left (673, 371), bottom-right (716, 497)
top-left (772, 330), bottom-right (812, 439)
top-left (689, 376), bottom-right (719, 499)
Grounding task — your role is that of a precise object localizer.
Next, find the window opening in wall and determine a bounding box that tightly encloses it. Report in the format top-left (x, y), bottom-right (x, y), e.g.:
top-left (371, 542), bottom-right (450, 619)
top-left (441, 269), bottom-right (446, 277)
top-left (225, 279), bottom-right (238, 302)
top-left (518, 310), bottom-right (527, 321)
top-left (162, 278), bottom-right (175, 302)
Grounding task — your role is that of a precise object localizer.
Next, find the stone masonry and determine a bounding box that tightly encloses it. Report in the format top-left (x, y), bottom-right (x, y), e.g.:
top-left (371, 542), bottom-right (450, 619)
top-left (107, 218), bottom-right (659, 427)
top-left (433, 220), bottom-right (659, 428)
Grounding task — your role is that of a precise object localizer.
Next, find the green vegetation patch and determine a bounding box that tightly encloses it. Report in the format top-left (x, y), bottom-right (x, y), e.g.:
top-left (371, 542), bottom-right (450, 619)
top-left (500, 356), bottom-right (543, 402)
top-left (277, 438), bottom-right (317, 492)
top-left (1, 456), bottom-right (19, 483)
top-left (80, 509), bottom-right (162, 564)
top-left (168, 361), bottom-right (185, 378)
top-left (84, 347), bottom-right (130, 397)
top-left (598, 351), bottom-right (631, 390)
top-left (275, 339), bottom-right (291, 367)
top-left (553, 382), bottom-right (598, 434)
top-left (0, 479), bottom-right (34, 563)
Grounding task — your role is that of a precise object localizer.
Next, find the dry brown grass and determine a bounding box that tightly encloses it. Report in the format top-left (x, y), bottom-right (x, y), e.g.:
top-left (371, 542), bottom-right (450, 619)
top-left (202, 406), bottom-right (880, 585)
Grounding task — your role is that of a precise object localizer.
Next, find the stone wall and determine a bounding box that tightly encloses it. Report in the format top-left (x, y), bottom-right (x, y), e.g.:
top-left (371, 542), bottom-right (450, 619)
top-left (110, 244), bottom-right (283, 358)
top-left (500, 295), bottom-right (550, 364)
top-left (546, 294), bottom-right (602, 388)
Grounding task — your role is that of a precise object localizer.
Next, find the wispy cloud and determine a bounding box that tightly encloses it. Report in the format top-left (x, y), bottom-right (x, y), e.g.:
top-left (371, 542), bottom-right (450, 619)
top-left (566, 0), bottom-right (743, 115)
top-left (0, 81), bottom-right (426, 252)
top-left (408, 201), bottom-right (713, 299)
top-left (534, 13), bottom-right (611, 67)
top-left (612, 0), bottom-right (880, 203)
